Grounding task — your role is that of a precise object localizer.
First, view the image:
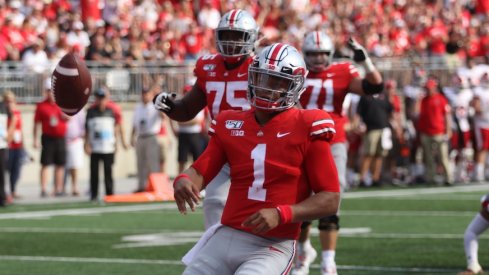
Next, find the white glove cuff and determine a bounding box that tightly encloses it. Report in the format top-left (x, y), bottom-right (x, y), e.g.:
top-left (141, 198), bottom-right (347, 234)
top-left (362, 58), bottom-right (376, 74)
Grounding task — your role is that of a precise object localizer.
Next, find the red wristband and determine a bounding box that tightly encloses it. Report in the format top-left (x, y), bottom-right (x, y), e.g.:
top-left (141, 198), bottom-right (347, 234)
top-left (173, 174), bottom-right (191, 188)
top-left (276, 205), bottom-right (293, 224)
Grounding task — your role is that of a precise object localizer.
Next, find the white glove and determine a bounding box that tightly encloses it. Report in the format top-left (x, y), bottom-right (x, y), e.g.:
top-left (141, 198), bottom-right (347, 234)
top-left (347, 37), bottom-right (376, 73)
top-left (153, 92), bottom-right (176, 114)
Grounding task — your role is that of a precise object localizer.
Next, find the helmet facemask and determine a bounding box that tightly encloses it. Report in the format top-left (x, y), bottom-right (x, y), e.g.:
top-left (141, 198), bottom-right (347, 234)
top-left (216, 29), bottom-right (255, 58)
top-left (248, 66), bottom-right (305, 112)
top-left (305, 51), bottom-right (332, 72)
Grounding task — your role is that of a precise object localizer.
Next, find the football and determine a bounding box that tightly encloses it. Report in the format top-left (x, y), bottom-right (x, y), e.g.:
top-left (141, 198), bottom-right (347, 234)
top-left (51, 53), bottom-right (92, 116)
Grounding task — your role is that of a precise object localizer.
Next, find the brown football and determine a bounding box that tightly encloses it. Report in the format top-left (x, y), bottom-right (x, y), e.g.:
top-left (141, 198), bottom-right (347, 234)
top-left (51, 53), bottom-right (92, 116)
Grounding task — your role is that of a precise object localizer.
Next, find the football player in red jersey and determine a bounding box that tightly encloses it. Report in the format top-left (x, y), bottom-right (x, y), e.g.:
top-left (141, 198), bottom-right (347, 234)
top-left (292, 31), bottom-right (383, 275)
top-left (173, 43), bottom-right (340, 275)
top-left (153, 9), bottom-right (258, 229)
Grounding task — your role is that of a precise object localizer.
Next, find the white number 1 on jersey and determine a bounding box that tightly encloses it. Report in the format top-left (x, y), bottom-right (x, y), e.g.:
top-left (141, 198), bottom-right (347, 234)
top-left (248, 144), bottom-right (267, 201)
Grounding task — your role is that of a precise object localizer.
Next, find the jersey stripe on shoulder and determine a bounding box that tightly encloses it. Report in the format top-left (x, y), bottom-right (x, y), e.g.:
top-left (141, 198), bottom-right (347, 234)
top-left (310, 118), bottom-right (335, 141)
top-left (349, 64), bottom-right (358, 75)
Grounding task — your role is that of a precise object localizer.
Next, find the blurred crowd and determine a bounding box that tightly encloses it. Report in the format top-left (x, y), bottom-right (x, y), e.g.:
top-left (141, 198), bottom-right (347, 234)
top-left (346, 56), bottom-right (489, 188)
top-left (1, 0), bottom-right (489, 70)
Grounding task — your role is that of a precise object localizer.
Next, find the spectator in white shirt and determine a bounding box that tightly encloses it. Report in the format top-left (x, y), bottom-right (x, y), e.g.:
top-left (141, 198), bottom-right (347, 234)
top-left (198, 1), bottom-right (221, 30)
top-left (22, 39), bottom-right (49, 74)
top-left (67, 21), bottom-right (91, 57)
top-left (130, 86), bottom-right (165, 192)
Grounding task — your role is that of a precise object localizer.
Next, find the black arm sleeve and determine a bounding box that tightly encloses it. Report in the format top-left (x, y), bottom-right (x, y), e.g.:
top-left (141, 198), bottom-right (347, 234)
top-left (362, 79), bottom-right (384, 95)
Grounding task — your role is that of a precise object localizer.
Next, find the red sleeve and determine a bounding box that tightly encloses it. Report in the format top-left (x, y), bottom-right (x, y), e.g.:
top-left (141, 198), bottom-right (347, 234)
top-left (347, 62), bottom-right (360, 80)
top-left (191, 117), bottom-right (227, 186)
top-left (109, 102), bottom-right (122, 124)
top-left (304, 140), bottom-right (340, 193)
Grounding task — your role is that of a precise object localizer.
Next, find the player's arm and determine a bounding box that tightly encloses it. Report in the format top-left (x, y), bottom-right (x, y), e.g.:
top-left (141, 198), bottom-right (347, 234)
top-left (153, 84), bottom-right (208, 122)
top-left (32, 108), bottom-right (41, 149)
top-left (347, 38), bottom-right (383, 96)
top-left (173, 122), bottom-right (227, 214)
top-left (6, 110), bottom-right (16, 144)
top-left (292, 140), bottom-right (340, 222)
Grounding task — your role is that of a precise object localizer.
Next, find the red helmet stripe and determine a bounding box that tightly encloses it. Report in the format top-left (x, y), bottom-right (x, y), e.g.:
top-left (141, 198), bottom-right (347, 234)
top-left (229, 9), bottom-right (239, 28)
top-left (315, 31), bottom-right (320, 48)
top-left (268, 43), bottom-right (286, 66)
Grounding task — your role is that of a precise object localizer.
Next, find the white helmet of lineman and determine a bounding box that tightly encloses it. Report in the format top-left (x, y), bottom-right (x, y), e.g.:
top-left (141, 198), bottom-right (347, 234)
top-left (248, 43), bottom-right (308, 111)
top-left (302, 31), bottom-right (334, 72)
top-left (215, 9), bottom-right (259, 63)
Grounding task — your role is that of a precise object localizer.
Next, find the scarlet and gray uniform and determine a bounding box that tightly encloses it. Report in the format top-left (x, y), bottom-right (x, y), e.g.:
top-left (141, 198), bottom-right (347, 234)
top-left (184, 108), bottom-right (339, 274)
top-left (300, 62), bottom-right (360, 191)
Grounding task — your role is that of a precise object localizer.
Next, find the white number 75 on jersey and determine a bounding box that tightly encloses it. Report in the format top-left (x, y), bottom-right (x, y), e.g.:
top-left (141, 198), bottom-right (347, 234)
top-left (206, 81), bottom-right (250, 117)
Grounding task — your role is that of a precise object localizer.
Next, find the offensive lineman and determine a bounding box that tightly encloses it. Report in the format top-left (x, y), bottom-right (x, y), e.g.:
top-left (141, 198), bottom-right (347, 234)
top-left (292, 31), bottom-right (383, 275)
top-left (153, 9), bottom-right (258, 229)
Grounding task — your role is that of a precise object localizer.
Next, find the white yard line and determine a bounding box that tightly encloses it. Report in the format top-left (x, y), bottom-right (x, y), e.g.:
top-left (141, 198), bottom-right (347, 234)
top-left (2, 226), bottom-right (488, 241)
top-left (0, 255), bottom-right (460, 273)
top-left (0, 185), bottom-right (484, 220)
top-left (344, 185), bottom-right (488, 199)
top-left (0, 204), bottom-right (177, 220)
top-left (342, 210), bottom-right (476, 217)
top-left (0, 255), bottom-right (181, 265)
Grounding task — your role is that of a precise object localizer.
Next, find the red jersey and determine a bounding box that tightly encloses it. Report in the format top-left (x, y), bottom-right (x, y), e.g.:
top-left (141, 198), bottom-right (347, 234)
top-left (418, 93), bottom-right (450, 135)
top-left (300, 62), bottom-right (360, 143)
top-left (8, 109), bottom-right (22, 149)
top-left (34, 99), bottom-right (67, 138)
top-left (192, 108), bottom-right (339, 240)
top-left (194, 54), bottom-right (253, 119)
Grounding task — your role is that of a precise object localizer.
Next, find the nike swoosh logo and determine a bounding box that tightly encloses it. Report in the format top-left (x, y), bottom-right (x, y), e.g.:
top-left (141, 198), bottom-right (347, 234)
top-left (327, 73), bottom-right (335, 77)
top-left (237, 72), bottom-right (247, 78)
top-left (277, 132), bottom-right (291, 138)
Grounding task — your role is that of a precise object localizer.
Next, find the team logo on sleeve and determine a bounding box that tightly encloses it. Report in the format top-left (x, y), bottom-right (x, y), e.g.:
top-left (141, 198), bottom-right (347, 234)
top-left (225, 120), bottom-right (244, 129)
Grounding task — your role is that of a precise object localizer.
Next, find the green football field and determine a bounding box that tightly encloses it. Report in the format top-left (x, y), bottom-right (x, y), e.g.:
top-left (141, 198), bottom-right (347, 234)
top-left (0, 185), bottom-right (488, 275)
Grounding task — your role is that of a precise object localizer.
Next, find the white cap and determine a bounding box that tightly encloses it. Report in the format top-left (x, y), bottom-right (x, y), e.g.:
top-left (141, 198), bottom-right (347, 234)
top-left (9, 0), bottom-right (21, 9)
top-left (45, 78), bottom-right (52, 90)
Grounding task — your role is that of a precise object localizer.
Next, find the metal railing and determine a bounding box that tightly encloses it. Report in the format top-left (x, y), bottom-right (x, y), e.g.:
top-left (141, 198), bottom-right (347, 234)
top-left (0, 56), bottom-right (482, 104)
top-left (0, 61), bottom-right (194, 103)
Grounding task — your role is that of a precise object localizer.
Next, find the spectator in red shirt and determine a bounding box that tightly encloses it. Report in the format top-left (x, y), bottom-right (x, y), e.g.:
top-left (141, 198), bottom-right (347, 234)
top-left (4, 91), bottom-right (24, 200)
top-left (182, 22), bottom-right (204, 61)
top-left (33, 79), bottom-right (68, 197)
top-left (417, 77), bottom-right (453, 185)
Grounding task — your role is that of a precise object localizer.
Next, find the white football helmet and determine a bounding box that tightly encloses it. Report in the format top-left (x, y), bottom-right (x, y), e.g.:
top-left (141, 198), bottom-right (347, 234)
top-left (215, 9), bottom-right (258, 63)
top-left (302, 31), bottom-right (334, 72)
top-left (248, 43), bottom-right (308, 111)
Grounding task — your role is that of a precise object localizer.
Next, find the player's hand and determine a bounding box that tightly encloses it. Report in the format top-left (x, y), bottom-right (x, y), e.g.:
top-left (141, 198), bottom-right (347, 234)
top-left (173, 177), bottom-right (200, 215)
top-left (242, 208), bottom-right (281, 234)
top-left (347, 37), bottom-right (369, 62)
top-left (153, 92), bottom-right (176, 114)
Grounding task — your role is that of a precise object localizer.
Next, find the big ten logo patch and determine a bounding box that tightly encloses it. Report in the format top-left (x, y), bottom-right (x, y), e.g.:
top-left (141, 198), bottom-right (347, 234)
top-left (231, 130), bottom-right (244, 136)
